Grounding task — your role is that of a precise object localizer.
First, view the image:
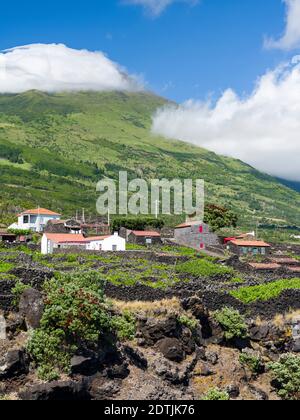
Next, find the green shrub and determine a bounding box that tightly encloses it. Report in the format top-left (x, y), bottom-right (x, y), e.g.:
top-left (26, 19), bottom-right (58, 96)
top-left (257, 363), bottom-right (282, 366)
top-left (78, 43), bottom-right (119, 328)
top-left (11, 281), bottom-right (31, 306)
top-left (27, 271), bottom-right (111, 381)
top-left (27, 329), bottom-right (70, 381)
top-left (239, 353), bottom-right (263, 374)
top-left (0, 262), bottom-right (14, 273)
top-left (202, 388), bottom-right (230, 401)
top-left (112, 216), bottom-right (164, 232)
top-left (231, 278), bottom-right (300, 304)
top-left (214, 307), bottom-right (248, 341)
top-left (268, 354), bottom-right (300, 400)
top-left (7, 228), bottom-right (31, 236)
top-left (176, 259), bottom-right (234, 278)
top-left (230, 277), bottom-right (245, 284)
top-left (112, 311), bottom-right (136, 341)
top-left (179, 314), bottom-right (198, 331)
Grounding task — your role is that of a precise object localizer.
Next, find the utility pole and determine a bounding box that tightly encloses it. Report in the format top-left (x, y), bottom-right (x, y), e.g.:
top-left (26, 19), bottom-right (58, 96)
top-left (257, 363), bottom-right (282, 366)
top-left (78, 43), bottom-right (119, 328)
top-left (82, 208), bottom-right (85, 224)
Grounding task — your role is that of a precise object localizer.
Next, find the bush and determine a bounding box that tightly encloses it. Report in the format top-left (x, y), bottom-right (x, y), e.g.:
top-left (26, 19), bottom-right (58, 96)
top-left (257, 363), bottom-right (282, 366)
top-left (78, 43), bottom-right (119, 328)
top-left (112, 311), bottom-right (136, 341)
top-left (202, 388), bottom-right (230, 401)
top-left (27, 271), bottom-right (112, 381)
top-left (0, 262), bottom-right (14, 273)
top-left (11, 281), bottom-right (31, 306)
top-left (112, 216), bottom-right (164, 232)
top-left (27, 329), bottom-right (70, 381)
top-left (214, 307), bottom-right (248, 341)
top-left (239, 353), bottom-right (263, 375)
top-left (178, 314), bottom-right (198, 331)
top-left (268, 354), bottom-right (300, 400)
top-left (7, 228), bottom-right (31, 236)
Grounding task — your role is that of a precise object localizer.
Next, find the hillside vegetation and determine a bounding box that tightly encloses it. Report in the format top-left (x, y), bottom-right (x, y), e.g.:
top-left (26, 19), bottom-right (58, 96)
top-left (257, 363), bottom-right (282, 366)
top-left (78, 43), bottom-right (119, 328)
top-left (0, 90), bottom-right (299, 227)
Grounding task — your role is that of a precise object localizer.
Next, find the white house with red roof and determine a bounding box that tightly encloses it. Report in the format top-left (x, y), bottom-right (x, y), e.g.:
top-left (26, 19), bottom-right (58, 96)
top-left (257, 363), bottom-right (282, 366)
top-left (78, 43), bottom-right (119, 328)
top-left (41, 232), bottom-right (126, 254)
top-left (9, 208), bottom-right (61, 233)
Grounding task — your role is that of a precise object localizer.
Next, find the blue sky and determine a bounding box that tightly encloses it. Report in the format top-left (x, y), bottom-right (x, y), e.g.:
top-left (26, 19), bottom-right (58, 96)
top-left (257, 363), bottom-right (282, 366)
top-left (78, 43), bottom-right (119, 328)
top-left (0, 0), bottom-right (292, 102)
top-left (1, 0), bottom-right (300, 180)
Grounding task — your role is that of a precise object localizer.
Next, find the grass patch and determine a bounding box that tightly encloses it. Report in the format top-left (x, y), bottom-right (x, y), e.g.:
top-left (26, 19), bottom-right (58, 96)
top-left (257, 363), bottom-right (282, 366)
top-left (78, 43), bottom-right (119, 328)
top-left (230, 278), bottom-right (300, 304)
top-left (103, 258), bottom-right (185, 289)
top-left (176, 258), bottom-right (234, 278)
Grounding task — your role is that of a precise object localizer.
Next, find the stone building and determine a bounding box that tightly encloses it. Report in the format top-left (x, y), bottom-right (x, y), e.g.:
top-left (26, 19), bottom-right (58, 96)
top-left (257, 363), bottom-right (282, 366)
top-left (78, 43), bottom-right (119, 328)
top-left (174, 221), bottom-right (220, 251)
top-left (128, 230), bottom-right (162, 246)
top-left (227, 239), bottom-right (271, 257)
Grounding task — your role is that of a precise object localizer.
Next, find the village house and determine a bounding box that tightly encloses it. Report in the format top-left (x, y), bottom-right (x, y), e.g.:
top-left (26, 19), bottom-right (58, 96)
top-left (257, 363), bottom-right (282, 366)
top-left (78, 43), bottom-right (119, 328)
top-left (45, 219), bottom-right (82, 234)
top-left (227, 239), bottom-right (271, 256)
top-left (45, 219), bottom-right (110, 236)
top-left (174, 221), bottom-right (220, 251)
top-left (41, 232), bottom-right (126, 255)
top-left (128, 230), bottom-right (162, 246)
top-left (9, 208), bottom-right (61, 233)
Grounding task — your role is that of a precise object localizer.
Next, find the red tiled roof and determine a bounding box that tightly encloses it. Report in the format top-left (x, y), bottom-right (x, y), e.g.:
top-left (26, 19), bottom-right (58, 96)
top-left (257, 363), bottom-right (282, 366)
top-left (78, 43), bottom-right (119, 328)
top-left (175, 221), bottom-right (203, 229)
top-left (85, 236), bottom-right (111, 241)
top-left (131, 231), bottom-right (161, 237)
top-left (287, 266), bottom-right (300, 272)
top-left (175, 223), bottom-right (192, 229)
top-left (230, 240), bottom-right (270, 247)
top-left (249, 263), bottom-right (280, 270)
top-left (44, 233), bottom-right (86, 244)
top-left (19, 208), bottom-right (61, 216)
top-left (0, 231), bottom-right (16, 237)
top-left (271, 257), bottom-right (298, 264)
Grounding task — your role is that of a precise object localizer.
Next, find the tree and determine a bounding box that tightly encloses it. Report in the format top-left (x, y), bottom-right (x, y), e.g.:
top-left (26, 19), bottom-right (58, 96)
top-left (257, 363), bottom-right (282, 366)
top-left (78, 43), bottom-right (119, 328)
top-left (204, 204), bottom-right (238, 232)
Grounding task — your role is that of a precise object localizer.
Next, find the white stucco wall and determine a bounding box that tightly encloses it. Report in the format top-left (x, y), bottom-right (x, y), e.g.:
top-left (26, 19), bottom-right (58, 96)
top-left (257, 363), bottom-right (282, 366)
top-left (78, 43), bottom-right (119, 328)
top-left (41, 234), bottom-right (54, 255)
top-left (86, 234), bottom-right (126, 252)
top-left (17, 214), bottom-right (61, 232)
top-left (102, 234), bottom-right (126, 251)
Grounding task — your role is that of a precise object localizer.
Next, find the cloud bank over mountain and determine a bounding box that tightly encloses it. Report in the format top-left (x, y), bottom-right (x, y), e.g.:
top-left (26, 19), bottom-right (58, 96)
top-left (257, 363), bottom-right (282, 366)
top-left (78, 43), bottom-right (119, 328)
top-left (0, 44), bottom-right (142, 93)
top-left (152, 57), bottom-right (300, 181)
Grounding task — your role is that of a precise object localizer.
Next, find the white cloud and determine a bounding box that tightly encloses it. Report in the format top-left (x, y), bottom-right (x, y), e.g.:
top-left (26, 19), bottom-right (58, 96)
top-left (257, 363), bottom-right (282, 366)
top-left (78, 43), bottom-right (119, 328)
top-left (0, 44), bottom-right (142, 93)
top-left (124, 0), bottom-right (197, 16)
top-left (265, 0), bottom-right (300, 50)
top-left (152, 58), bottom-right (300, 181)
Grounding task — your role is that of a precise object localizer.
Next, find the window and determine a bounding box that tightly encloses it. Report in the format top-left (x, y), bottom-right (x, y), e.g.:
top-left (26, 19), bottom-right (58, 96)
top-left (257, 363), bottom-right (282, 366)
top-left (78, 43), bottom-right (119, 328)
top-left (112, 245), bottom-right (117, 251)
top-left (23, 215), bottom-right (29, 224)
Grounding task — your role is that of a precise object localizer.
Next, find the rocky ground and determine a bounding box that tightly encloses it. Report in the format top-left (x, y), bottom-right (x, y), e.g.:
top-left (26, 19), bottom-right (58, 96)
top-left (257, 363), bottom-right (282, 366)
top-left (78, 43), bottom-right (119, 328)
top-left (0, 246), bottom-right (300, 400)
top-left (0, 290), bottom-right (299, 400)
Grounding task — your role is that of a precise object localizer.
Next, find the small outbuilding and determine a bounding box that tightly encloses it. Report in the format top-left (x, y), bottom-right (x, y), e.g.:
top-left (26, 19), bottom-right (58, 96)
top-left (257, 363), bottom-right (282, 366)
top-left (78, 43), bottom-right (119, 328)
top-left (0, 230), bottom-right (17, 243)
top-left (227, 239), bottom-right (271, 257)
top-left (128, 231), bottom-right (162, 246)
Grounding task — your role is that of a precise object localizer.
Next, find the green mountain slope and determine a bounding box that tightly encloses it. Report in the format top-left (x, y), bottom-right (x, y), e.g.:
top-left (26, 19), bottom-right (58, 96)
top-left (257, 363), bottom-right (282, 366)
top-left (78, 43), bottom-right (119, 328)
top-left (0, 90), bottom-right (299, 227)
